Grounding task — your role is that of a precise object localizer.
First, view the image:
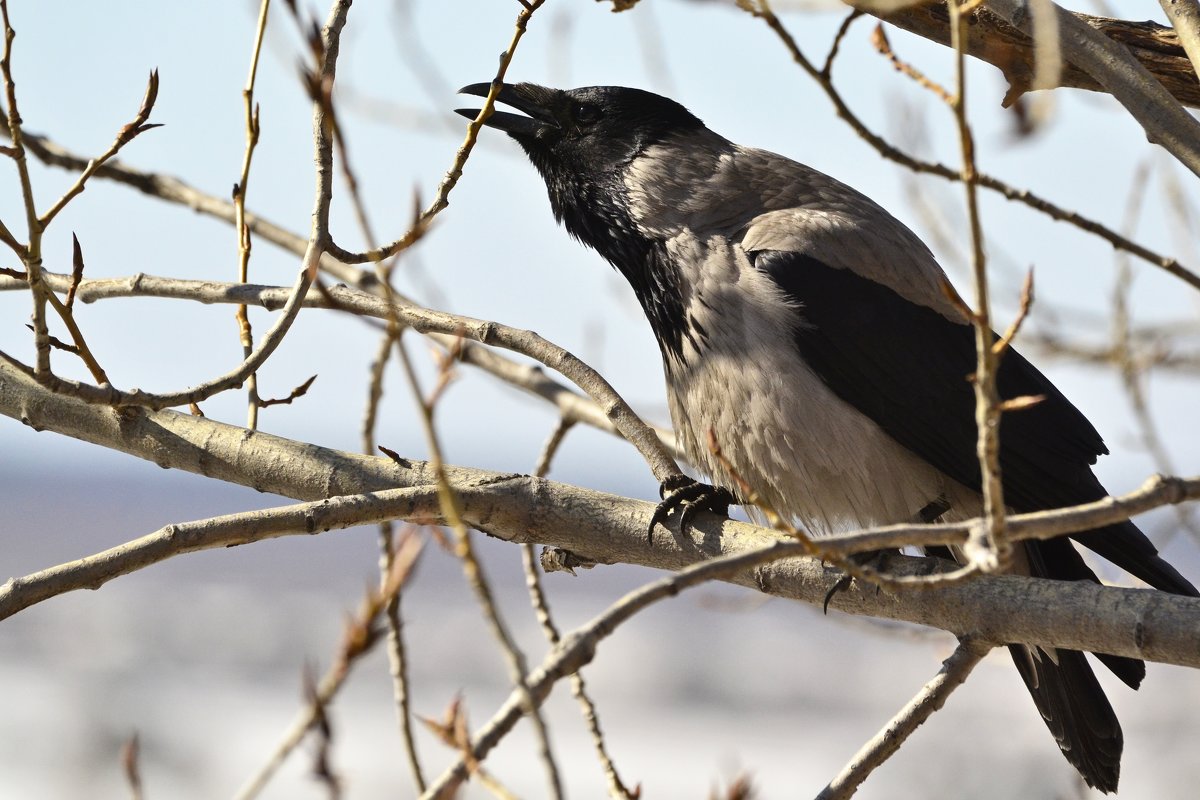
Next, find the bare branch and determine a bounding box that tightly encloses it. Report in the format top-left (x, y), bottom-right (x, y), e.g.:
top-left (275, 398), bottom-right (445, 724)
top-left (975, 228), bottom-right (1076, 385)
top-left (322, 0), bottom-right (549, 265)
top-left (523, 418), bottom-right (639, 798)
top-left (392, 331), bottom-right (564, 800)
top-left (38, 69), bottom-right (162, 229)
top-left (1159, 0), bottom-right (1200, 89)
top-left (1, 0), bottom-right (49, 374)
top-left (235, 531), bottom-right (423, 800)
top-left (258, 374), bottom-right (317, 408)
top-left (949, 0), bottom-right (1009, 572)
top-left (863, 3), bottom-right (1200, 108)
top-left (870, 22), bottom-right (953, 102)
top-left (815, 637), bottom-right (993, 800)
top-left (231, 0), bottom-right (273, 430)
top-left (120, 733), bottom-right (143, 800)
top-left (360, 330), bottom-right (427, 793)
top-left (992, 268), bottom-right (1035, 355)
top-left (742, 3), bottom-right (1200, 293)
top-left (0, 270), bottom-right (683, 481)
top-left (4, 361), bottom-right (1200, 668)
top-left (986, 0), bottom-right (1200, 176)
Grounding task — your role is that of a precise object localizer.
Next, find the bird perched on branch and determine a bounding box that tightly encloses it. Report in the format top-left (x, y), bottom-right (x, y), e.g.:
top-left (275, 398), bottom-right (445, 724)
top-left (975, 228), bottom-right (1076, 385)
top-left (457, 81), bottom-right (1197, 793)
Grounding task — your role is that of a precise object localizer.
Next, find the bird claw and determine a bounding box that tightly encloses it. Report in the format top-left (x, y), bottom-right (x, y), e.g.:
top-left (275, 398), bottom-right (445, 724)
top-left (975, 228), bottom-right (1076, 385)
top-left (822, 575), bottom-right (853, 614)
top-left (648, 475), bottom-right (736, 541)
top-left (824, 500), bottom-right (945, 612)
top-left (822, 550), bottom-right (892, 614)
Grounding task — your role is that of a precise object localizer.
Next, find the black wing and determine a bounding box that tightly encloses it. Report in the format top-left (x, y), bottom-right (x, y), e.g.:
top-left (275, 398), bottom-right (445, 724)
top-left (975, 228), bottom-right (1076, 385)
top-left (756, 250), bottom-right (1200, 792)
top-left (754, 249), bottom-right (1196, 596)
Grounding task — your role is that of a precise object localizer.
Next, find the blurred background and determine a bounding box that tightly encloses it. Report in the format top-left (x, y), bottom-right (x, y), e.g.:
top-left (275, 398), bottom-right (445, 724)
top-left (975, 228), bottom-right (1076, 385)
top-left (2, 0), bottom-right (1198, 797)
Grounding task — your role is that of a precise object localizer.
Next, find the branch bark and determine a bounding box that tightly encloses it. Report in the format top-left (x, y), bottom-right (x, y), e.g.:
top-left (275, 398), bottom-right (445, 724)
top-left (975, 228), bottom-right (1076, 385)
top-left (0, 270), bottom-right (681, 482)
top-left (984, 0), bottom-right (1200, 176)
top-left (3, 359), bottom-right (1199, 668)
top-left (861, 2), bottom-right (1200, 108)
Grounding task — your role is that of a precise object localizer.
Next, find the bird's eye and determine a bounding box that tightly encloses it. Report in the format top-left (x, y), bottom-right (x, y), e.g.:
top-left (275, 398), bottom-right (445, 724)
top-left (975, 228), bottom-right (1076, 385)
top-left (573, 103), bottom-right (601, 125)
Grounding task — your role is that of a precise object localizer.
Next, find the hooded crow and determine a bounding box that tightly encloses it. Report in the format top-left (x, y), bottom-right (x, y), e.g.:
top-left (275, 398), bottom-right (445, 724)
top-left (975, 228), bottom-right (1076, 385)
top-left (457, 81), bottom-right (1197, 793)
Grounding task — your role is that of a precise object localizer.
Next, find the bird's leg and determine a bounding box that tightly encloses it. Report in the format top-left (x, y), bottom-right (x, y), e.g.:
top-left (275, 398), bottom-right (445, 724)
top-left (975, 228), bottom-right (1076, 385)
top-left (647, 474), bottom-right (737, 541)
top-left (823, 495), bottom-right (952, 613)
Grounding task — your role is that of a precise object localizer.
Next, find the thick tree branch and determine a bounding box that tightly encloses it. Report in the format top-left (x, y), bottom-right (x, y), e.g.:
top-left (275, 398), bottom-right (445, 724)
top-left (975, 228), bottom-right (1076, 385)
top-left (859, 2), bottom-right (1200, 108)
top-left (1157, 0), bottom-right (1200, 80)
top-left (984, 0), bottom-right (1200, 176)
top-left (3, 359), bottom-right (1199, 668)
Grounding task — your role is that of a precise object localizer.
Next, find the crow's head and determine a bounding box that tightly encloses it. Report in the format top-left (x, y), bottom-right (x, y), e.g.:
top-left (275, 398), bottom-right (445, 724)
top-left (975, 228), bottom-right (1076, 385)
top-left (457, 82), bottom-right (703, 191)
top-left (457, 83), bottom-right (708, 348)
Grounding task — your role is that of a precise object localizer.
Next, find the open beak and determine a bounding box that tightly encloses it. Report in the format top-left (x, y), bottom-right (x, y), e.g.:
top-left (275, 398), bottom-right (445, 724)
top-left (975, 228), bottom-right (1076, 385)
top-left (455, 82), bottom-right (559, 138)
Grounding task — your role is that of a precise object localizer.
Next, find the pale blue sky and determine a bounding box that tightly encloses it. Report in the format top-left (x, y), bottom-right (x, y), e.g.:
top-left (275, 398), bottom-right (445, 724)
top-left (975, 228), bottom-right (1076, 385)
top-left (2, 0), bottom-right (1195, 494)
top-left (2, 2), bottom-right (1198, 796)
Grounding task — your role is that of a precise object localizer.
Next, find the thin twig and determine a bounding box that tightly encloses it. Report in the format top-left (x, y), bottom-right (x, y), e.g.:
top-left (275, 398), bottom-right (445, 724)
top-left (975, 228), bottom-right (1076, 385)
top-left (0, 270), bottom-right (683, 480)
top-left (741, 3), bottom-right (1200, 293)
top-left (814, 637), bottom-right (993, 800)
top-left (38, 70), bottom-right (162, 229)
top-left (870, 23), bottom-right (953, 102)
top-left (381, 524), bottom-right (427, 792)
top-left (1023, 335), bottom-right (1200, 374)
top-left (520, 538), bottom-right (640, 800)
top-left (361, 329), bottom-right (427, 792)
top-left (986, 0), bottom-right (1200, 178)
top-left (321, 0), bottom-right (549, 265)
top-left (257, 373), bottom-right (317, 407)
top-left (232, 0), bottom-right (272, 429)
top-left (393, 332), bottom-right (564, 800)
top-left (1111, 161), bottom-right (1200, 547)
top-left (1, 0), bottom-right (49, 374)
top-left (36, 269), bottom-right (110, 384)
top-left (992, 268), bottom-right (1035, 356)
top-left (524, 418), bottom-right (640, 799)
top-left (235, 532), bottom-right (423, 800)
top-left (120, 734), bottom-right (143, 800)
top-left (821, 9), bottom-right (864, 78)
top-left (950, 0), bottom-right (1008, 571)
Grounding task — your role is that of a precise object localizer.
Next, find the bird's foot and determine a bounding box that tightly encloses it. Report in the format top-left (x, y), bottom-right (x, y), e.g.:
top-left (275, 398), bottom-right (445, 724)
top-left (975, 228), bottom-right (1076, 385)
top-left (822, 549), bottom-right (894, 614)
top-left (648, 475), bottom-right (736, 542)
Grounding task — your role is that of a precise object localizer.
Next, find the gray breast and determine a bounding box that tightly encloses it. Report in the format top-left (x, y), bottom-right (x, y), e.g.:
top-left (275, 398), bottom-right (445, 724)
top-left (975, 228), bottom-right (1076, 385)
top-left (623, 137), bottom-right (972, 533)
